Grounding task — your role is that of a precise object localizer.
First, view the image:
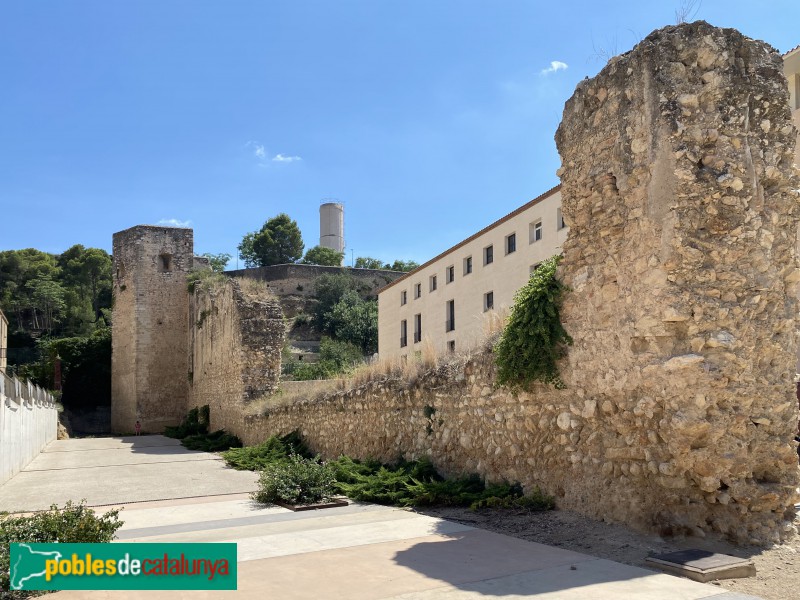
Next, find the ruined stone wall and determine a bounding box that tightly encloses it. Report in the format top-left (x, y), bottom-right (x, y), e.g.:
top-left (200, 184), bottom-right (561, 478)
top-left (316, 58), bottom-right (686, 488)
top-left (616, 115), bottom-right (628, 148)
top-left (216, 23), bottom-right (800, 546)
top-left (553, 22), bottom-right (800, 543)
top-left (111, 226), bottom-right (193, 433)
top-left (190, 278), bottom-right (284, 434)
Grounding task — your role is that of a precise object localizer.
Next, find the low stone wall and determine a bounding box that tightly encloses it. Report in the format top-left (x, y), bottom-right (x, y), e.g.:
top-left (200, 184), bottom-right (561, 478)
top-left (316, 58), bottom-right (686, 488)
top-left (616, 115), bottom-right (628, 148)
top-left (0, 372), bottom-right (58, 484)
top-left (189, 278), bottom-right (284, 433)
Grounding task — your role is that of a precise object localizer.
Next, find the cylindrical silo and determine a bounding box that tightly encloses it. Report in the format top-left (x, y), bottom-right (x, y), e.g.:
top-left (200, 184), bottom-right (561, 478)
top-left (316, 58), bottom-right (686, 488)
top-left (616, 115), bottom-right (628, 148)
top-left (319, 201), bottom-right (345, 254)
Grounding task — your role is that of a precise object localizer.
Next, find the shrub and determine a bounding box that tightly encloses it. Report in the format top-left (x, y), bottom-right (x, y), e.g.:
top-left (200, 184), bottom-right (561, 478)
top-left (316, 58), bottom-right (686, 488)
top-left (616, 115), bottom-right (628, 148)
top-left (163, 405), bottom-right (209, 439)
top-left (494, 255), bottom-right (572, 390)
top-left (0, 501), bottom-right (123, 597)
top-left (182, 430), bottom-right (242, 452)
top-left (252, 454), bottom-right (337, 505)
top-left (222, 432), bottom-right (311, 471)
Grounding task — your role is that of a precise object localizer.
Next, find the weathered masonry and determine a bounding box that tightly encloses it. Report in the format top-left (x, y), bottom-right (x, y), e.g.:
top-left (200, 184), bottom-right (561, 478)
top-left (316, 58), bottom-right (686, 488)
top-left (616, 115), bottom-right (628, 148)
top-left (111, 226), bottom-right (194, 433)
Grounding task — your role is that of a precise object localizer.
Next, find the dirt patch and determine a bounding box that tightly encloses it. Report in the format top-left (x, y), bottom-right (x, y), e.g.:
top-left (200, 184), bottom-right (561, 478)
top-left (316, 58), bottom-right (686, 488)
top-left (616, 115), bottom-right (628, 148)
top-left (416, 506), bottom-right (799, 600)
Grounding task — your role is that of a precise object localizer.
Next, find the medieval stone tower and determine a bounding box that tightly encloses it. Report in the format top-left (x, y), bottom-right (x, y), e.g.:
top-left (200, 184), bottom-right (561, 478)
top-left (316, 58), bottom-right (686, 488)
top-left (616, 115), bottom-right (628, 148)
top-left (111, 225), bottom-right (193, 433)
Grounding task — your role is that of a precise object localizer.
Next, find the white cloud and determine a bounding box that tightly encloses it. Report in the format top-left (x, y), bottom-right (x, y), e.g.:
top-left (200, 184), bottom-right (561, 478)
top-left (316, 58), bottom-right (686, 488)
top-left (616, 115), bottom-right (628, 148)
top-left (540, 60), bottom-right (568, 75)
top-left (157, 218), bottom-right (192, 228)
top-left (272, 153), bottom-right (302, 163)
top-left (245, 140), bottom-right (267, 160)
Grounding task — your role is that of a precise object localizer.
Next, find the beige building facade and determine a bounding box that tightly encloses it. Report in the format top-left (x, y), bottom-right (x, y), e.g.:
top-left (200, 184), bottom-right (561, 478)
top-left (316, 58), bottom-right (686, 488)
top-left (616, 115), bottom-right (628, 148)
top-left (378, 186), bottom-right (566, 359)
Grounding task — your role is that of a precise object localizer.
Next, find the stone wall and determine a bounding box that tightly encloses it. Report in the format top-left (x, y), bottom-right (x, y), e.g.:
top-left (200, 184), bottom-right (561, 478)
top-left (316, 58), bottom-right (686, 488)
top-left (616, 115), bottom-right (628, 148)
top-left (1, 372), bottom-right (57, 485)
top-left (111, 226), bottom-right (193, 433)
top-left (189, 278), bottom-right (284, 434)
top-left (551, 21), bottom-right (800, 544)
top-left (214, 23), bottom-right (800, 546)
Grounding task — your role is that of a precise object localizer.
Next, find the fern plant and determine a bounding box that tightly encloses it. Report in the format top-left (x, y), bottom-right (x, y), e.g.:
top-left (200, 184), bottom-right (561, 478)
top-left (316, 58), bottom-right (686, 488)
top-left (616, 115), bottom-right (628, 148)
top-left (494, 255), bottom-right (572, 389)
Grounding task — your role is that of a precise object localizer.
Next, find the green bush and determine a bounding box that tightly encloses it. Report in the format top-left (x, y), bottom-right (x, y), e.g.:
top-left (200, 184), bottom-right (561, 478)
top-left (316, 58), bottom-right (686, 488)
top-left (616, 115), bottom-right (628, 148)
top-left (222, 432), bottom-right (311, 470)
top-left (330, 456), bottom-right (552, 510)
top-left (1, 502), bottom-right (123, 597)
top-left (163, 405), bottom-right (210, 439)
top-left (252, 454), bottom-right (337, 505)
top-left (494, 255), bottom-right (573, 390)
top-left (225, 431), bottom-right (554, 511)
top-left (287, 337), bottom-right (364, 381)
top-left (182, 430), bottom-right (242, 452)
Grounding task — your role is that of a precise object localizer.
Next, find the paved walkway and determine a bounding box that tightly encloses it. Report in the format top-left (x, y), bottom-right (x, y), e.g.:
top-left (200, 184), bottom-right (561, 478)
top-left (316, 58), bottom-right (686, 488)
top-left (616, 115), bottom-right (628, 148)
top-left (1, 436), bottom-right (762, 599)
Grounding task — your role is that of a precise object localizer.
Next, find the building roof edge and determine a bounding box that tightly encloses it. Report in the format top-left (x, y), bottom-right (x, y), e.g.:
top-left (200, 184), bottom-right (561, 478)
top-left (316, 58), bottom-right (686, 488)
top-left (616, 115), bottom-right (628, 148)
top-left (378, 184), bottom-right (562, 295)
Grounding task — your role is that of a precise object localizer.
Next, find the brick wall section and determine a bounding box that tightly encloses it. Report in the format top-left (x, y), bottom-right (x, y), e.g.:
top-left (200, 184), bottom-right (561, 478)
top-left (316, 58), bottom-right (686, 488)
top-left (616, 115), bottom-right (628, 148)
top-left (111, 226), bottom-right (193, 433)
top-left (190, 278), bottom-right (284, 433)
top-left (219, 23), bottom-right (800, 546)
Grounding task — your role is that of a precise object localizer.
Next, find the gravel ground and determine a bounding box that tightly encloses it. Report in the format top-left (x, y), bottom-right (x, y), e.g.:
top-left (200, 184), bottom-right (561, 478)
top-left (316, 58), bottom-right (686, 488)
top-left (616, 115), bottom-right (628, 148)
top-left (416, 506), bottom-right (799, 600)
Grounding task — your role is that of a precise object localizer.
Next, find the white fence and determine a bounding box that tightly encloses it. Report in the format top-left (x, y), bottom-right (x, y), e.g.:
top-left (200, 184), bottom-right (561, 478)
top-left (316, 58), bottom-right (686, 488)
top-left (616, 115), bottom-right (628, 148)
top-left (0, 372), bottom-right (58, 485)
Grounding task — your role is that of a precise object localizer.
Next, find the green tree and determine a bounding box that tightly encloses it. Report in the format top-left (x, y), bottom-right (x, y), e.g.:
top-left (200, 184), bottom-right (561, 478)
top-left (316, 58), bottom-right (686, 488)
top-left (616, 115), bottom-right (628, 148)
top-left (389, 259), bottom-right (419, 272)
top-left (201, 252), bottom-right (232, 272)
top-left (301, 245), bottom-right (344, 266)
top-left (238, 214), bottom-right (304, 267)
top-left (58, 245), bottom-right (112, 328)
top-left (311, 273), bottom-right (360, 330)
top-left (354, 256), bottom-right (384, 270)
top-left (26, 275), bottom-right (66, 334)
top-left (324, 290), bottom-right (378, 354)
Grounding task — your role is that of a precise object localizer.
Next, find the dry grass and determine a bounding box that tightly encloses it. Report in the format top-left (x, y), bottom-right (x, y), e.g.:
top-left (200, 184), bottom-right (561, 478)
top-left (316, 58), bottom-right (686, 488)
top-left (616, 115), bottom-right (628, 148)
top-left (234, 276), bottom-right (272, 300)
top-left (250, 318), bottom-right (506, 415)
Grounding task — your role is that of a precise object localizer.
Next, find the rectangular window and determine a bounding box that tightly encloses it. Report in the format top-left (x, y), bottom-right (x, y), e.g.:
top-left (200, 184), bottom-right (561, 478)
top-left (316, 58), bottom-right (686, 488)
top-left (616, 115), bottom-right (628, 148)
top-left (530, 263), bottom-right (541, 274)
top-left (463, 256), bottom-right (472, 275)
top-left (484, 245), bottom-right (494, 265)
top-left (400, 290), bottom-right (407, 306)
top-left (446, 300), bottom-right (455, 332)
top-left (484, 291), bottom-right (494, 312)
top-left (400, 320), bottom-right (408, 348)
top-left (446, 265), bottom-right (455, 284)
top-left (414, 314), bottom-right (422, 343)
top-left (530, 220), bottom-right (543, 243)
top-left (414, 283), bottom-right (422, 299)
top-left (505, 233), bottom-right (516, 255)
top-left (557, 208), bottom-right (566, 230)
top-left (429, 275), bottom-right (437, 292)
top-left (448, 340), bottom-right (455, 353)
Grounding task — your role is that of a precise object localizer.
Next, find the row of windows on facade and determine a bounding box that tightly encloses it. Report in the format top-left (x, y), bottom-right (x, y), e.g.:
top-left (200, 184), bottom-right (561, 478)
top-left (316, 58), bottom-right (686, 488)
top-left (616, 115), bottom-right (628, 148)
top-left (398, 293), bottom-right (494, 348)
top-left (399, 210), bottom-right (565, 306)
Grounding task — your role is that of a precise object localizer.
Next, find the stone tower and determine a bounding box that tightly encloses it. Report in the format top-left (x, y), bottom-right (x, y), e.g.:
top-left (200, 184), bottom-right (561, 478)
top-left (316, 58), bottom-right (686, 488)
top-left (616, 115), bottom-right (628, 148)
top-left (111, 226), bottom-right (193, 433)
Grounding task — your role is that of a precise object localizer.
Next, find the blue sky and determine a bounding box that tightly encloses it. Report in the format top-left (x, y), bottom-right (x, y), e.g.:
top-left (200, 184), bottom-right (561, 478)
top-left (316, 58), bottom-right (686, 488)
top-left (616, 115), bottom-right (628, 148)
top-left (1, 1), bottom-right (797, 266)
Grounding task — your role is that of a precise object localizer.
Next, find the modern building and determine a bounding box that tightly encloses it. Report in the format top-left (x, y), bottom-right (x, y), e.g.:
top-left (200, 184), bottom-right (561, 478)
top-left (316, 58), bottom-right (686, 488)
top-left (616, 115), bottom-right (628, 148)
top-left (378, 186), bottom-right (565, 360)
top-left (0, 309), bottom-right (7, 373)
top-left (378, 47), bottom-right (800, 362)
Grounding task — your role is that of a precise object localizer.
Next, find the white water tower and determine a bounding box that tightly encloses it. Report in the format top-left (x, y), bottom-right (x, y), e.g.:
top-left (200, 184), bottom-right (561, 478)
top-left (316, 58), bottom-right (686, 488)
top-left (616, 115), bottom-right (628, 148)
top-left (319, 200), bottom-right (345, 254)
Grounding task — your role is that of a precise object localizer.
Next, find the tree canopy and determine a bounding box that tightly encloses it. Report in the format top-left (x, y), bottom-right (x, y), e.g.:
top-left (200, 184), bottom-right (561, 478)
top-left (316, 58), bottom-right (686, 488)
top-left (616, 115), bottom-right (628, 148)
top-left (354, 256), bottom-right (419, 272)
top-left (201, 252), bottom-right (232, 272)
top-left (238, 214), bottom-right (304, 267)
top-left (301, 245), bottom-right (344, 266)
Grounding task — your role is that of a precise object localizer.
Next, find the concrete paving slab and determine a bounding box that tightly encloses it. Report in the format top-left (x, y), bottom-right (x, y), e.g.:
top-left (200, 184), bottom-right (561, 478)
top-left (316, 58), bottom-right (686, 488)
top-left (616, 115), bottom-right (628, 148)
top-left (390, 558), bottom-right (732, 599)
top-left (116, 501), bottom-right (402, 540)
top-left (0, 435), bottom-right (257, 512)
top-left (23, 447), bottom-right (212, 470)
top-left (42, 436), bottom-right (182, 452)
